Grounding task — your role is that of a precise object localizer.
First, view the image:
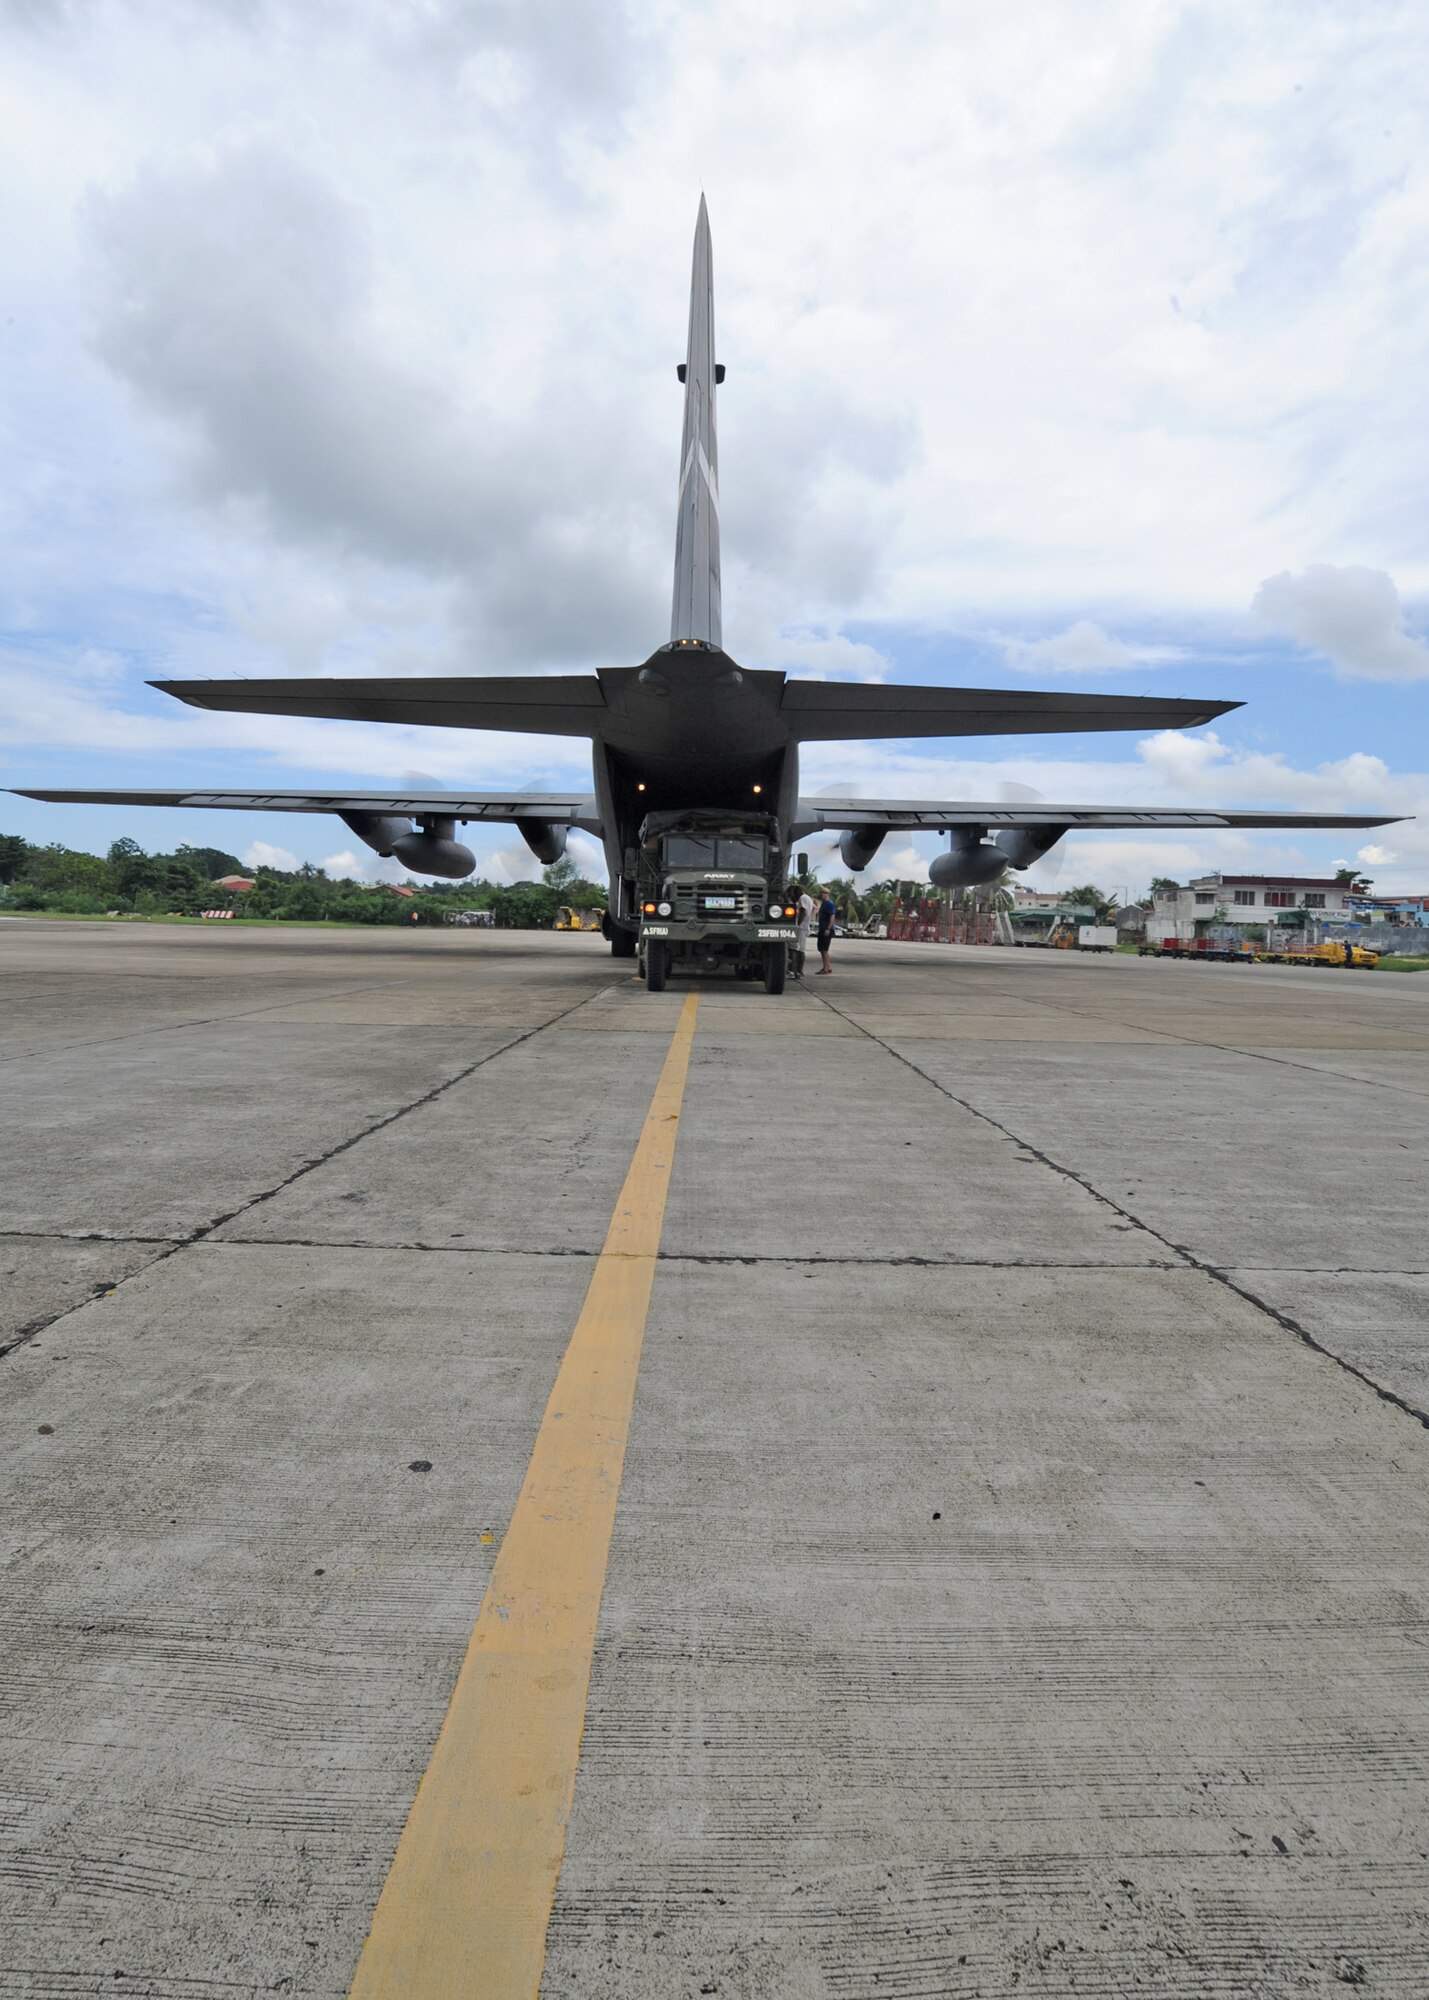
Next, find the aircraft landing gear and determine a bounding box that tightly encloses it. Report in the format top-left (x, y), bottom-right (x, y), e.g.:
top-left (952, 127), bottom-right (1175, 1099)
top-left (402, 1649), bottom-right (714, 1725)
top-left (609, 926), bottom-right (637, 959)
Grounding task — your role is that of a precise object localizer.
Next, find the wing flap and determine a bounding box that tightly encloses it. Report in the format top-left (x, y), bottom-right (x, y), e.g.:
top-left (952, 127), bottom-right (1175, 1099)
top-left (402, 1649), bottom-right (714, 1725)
top-left (796, 799), bottom-right (1405, 832)
top-left (11, 788), bottom-right (603, 832)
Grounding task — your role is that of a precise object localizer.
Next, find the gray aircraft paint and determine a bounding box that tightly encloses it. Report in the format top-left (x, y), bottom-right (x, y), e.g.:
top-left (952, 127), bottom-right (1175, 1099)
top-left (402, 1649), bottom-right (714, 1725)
top-left (12, 201), bottom-right (1405, 917)
top-left (671, 195), bottom-right (722, 649)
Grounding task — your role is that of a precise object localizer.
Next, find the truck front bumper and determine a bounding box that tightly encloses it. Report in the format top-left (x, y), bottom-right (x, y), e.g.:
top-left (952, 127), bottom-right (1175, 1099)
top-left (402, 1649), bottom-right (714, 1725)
top-left (640, 923), bottom-right (795, 946)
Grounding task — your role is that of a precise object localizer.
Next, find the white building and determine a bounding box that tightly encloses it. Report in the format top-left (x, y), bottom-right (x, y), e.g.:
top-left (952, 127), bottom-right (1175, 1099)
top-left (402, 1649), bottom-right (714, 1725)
top-left (1012, 887), bottom-right (1086, 913)
top-left (1148, 873), bottom-right (1354, 942)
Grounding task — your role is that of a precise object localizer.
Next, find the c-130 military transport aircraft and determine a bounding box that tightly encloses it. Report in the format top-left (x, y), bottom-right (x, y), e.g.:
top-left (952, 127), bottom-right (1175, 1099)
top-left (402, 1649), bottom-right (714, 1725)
top-left (17, 198), bottom-right (1401, 969)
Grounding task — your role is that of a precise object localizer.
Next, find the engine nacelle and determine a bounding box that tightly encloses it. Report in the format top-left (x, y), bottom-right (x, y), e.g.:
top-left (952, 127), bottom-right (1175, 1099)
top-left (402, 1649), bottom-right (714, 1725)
top-left (388, 830), bottom-right (476, 879)
top-left (839, 827), bottom-right (888, 873)
top-left (994, 826), bottom-right (1066, 871)
top-left (515, 817), bottom-right (568, 866)
top-left (339, 809), bottom-right (475, 880)
top-left (929, 835), bottom-right (1011, 889)
top-left (929, 825), bottom-right (1069, 887)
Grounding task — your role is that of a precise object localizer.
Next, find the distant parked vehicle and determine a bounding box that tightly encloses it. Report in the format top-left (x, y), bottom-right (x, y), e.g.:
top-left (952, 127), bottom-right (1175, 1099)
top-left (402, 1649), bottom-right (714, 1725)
top-left (1076, 925), bottom-right (1117, 953)
top-left (1139, 937), bottom-right (1256, 963)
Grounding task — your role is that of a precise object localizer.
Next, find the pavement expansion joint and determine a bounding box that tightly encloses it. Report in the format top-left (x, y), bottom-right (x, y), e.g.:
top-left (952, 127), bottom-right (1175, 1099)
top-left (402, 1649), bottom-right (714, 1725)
top-left (809, 985), bottom-right (1429, 1437)
top-left (0, 1229), bottom-right (186, 1244)
top-left (172, 1234), bottom-right (1191, 1270)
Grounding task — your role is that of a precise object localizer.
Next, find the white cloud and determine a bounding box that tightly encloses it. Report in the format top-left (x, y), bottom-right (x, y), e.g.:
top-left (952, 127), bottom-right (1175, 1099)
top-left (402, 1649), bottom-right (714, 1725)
top-left (1358, 843), bottom-right (1397, 866)
top-left (241, 840), bottom-right (300, 871)
top-left (567, 832), bottom-right (607, 881)
top-left (4, 0), bottom-right (1427, 687)
top-left (878, 843), bottom-right (930, 886)
top-left (1002, 621), bottom-right (1137, 675)
top-left (1252, 565), bottom-right (1429, 682)
top-left (318, 848), bottom-right (403, 883)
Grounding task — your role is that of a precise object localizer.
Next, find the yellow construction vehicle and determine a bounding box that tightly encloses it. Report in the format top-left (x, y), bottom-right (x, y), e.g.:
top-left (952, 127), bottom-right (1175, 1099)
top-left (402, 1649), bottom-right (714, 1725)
top-left (1311, 939), bottom-right (1379, 968)
top-left (553, 906), bottom-right (602, 932)
top-left (1260, 938), bottom-right (1379, 969)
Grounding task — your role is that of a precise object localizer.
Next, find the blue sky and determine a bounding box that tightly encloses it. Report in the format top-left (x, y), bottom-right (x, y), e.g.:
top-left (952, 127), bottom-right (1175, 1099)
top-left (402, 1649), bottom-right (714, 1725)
top-left (3, 0), bottom-right (1427, 896)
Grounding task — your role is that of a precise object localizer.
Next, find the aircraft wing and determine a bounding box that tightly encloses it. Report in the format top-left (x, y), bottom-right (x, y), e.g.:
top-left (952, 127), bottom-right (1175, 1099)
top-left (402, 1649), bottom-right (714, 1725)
top-left (11, 788), bottom-right (604, 834)
top-left (150, 675), bottom-right (607, 735)
top-left (780, 684), bottom-right (1240, 740)
top-left (795, 799), bottom-right (1405, 832)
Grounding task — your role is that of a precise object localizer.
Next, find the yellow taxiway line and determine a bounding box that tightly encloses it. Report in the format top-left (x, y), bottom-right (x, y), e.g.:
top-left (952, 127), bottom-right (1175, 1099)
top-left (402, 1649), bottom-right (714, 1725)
top-left (348, 990), bottom-right (699, 1999)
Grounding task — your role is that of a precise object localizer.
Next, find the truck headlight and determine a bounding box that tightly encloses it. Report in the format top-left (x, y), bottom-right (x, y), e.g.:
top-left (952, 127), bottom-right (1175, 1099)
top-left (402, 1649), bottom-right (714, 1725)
top-left (768, 902), bottom-right (783, 918)
top-left (657, 901), bottom-right (671, 916)
top-left (643, 902), bottom-right (656, 915)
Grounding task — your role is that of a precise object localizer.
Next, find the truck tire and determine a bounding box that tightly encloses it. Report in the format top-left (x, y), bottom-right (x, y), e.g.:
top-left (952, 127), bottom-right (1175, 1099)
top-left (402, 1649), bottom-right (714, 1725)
top-left (646, 941), bottom-right (668, 992)
top-left (610, 926), bottom-right (637, 959)
top-left (762, 944), bottom-right (786, 994)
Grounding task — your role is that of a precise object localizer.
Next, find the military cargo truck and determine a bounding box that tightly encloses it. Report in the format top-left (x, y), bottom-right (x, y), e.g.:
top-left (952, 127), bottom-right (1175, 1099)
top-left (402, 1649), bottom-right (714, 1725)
top-left (634, 810), bottom-right (796, 992)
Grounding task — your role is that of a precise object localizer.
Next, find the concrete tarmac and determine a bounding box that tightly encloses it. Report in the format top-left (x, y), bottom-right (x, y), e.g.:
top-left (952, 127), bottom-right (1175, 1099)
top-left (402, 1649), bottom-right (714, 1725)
top-left (3, 919), bottom-right (1429, 1997)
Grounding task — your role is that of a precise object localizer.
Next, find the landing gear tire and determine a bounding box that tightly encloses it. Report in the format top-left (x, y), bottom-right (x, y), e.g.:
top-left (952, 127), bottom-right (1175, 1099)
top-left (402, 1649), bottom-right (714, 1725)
top-left (610, 926), bottom-right (636, 959)
top-left (646, 941), bottom-right (668, 993)
top-left (762, 944), bottom-right (786, 995)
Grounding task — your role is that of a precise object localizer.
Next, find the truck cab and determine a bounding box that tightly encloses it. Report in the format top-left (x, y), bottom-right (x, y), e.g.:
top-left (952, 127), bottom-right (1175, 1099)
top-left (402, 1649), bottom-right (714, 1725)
top-left (634, 810), bottom-right (796, 992)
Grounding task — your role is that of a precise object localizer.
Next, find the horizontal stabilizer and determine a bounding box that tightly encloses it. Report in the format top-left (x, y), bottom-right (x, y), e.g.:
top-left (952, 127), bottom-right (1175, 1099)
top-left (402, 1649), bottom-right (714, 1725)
top-left (151, 676), bottom-right (607, 737)
top-left (780, 683), bottom-right (1239, 741)
top-left (796, 798), bottom-right (1405, 832)
top-left (11, 787), bottom-right (603, 833)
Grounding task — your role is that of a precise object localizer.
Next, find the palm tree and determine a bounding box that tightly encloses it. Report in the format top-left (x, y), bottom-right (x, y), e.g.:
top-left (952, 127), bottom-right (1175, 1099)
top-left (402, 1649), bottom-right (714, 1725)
top-left (1065, 882), bottom-right (1118, 923)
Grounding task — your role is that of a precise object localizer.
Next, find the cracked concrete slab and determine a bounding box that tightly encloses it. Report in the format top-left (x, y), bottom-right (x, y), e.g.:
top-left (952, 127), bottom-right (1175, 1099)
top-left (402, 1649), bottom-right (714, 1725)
top-left (547, 1258), bottom-right (1429, 1998)
top-left (0, 1241), bottom-right (591, 1995)
top-left (213, 1028), bottom-right (672, 1254)
top-left (1226, 1268), bottom-right (1429, 1417)
top-left (0, 1234), bottom-right (172, 1351)
top-left (1, 1023), bottom-right (524, 1239)
top-left (878, 1031), bottom-right (1429, 1275)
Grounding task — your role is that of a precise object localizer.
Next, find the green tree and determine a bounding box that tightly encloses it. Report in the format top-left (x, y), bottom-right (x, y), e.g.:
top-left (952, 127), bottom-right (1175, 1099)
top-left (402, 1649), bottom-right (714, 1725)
top-left (0, 834), bottom-right (30, 884)
top-left (542, 855), bottom-right (578, 893)
top-left (176, 843), bottom-right (243, 880)
top-left (23, 845), bottom-right (116, 901)
top-left (1065, 883), bottom-right (1118, 922)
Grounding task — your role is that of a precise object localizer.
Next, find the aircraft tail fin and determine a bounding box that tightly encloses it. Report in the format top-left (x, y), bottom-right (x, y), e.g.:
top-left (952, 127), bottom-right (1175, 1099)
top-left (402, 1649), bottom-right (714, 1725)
top-left (670, 195), bottom-right (723, 648)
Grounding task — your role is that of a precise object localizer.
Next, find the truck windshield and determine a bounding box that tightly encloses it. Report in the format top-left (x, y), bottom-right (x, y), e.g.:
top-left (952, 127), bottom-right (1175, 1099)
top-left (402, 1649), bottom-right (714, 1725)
top-left (662, 835), bottom-right (768, 869)
top-left (663, 835), bottom-right (717, 867)
top-left (716, 837), bottom-right (767, 868)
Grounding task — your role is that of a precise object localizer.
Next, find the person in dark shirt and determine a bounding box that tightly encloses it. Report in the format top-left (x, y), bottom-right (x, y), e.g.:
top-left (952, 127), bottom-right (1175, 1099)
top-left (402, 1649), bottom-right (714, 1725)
top-left (816, 893), bottom-right (836, 974)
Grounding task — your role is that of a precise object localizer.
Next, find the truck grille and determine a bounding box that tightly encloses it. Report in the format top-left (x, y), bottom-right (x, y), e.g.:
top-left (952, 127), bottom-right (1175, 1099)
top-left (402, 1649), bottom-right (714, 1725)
top-left (675, 884), bottom-right (751, 921)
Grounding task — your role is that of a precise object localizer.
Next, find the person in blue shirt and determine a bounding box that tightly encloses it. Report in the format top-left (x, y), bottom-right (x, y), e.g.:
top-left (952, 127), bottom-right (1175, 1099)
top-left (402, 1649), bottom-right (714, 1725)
top-left (816, 892), bottom-right (837, 974)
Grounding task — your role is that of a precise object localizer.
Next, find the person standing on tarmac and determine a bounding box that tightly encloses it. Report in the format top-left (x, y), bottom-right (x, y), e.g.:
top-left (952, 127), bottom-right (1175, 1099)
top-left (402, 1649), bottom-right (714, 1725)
top-left (791, 885), bottom-right (815, 979)
top-left (816, 890), bottom-right (837, 975)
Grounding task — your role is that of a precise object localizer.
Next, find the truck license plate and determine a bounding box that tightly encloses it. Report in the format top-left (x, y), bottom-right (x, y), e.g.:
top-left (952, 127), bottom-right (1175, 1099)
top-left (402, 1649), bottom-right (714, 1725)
top-left (702, 895), bottom-right (738, 910)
